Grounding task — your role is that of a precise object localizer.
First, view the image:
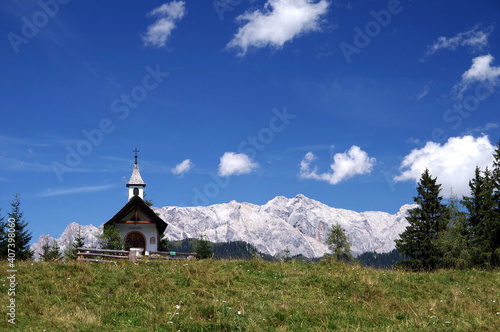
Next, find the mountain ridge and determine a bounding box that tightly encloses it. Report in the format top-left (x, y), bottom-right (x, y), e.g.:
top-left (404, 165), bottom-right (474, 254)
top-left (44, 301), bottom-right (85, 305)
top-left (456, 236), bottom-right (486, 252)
top-left (31, 194), bottom-right (414, 259)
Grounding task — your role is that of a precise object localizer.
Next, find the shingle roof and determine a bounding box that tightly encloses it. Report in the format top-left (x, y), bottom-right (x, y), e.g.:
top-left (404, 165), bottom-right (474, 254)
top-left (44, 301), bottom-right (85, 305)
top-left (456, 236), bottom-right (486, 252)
top-left (127, 163), bottom-right (146, 187)
top-left (105, 195), bottom-right (167, 235)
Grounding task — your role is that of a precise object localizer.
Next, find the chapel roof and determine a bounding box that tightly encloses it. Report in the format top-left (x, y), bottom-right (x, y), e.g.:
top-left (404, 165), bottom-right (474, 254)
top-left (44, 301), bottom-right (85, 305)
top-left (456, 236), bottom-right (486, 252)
top-left (127, 162), bottom-right (146, 187)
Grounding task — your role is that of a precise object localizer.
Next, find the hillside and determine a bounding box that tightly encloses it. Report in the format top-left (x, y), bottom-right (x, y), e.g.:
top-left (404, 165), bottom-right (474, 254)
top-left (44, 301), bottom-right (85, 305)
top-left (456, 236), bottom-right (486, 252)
top-left (31, 195), bottom-right (414, 259)
top-left (1, 260), bottom-right (498, 331)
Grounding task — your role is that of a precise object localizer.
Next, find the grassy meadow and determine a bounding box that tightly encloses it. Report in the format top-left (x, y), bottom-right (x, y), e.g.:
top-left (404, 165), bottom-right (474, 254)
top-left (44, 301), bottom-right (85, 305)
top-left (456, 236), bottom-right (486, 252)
top-left (0, 259), bottom-right (499, 331)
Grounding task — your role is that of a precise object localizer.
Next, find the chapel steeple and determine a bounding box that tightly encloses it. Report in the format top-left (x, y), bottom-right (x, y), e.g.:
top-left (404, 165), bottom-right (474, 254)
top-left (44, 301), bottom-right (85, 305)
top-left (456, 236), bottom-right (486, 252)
top-left (126, 149), bottom-right (146, 200)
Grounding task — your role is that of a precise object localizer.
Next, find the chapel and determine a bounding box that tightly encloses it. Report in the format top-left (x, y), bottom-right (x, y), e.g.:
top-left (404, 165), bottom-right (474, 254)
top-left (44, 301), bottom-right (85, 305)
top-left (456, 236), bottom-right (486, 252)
top-left (104, 150), bottom-right (167, 252)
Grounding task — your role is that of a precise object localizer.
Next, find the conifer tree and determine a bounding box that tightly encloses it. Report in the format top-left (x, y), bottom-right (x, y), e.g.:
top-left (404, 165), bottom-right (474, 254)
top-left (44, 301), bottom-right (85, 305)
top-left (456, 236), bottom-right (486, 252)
top-left (158, 233), bottom-right (170, 252)
top-left (98, 226), bottom-right (123, 250)
top-left (65, 227), bottom-right (86, 260)
top-left (195, 235), bottom-right (212, 259)
top-left (462, 167), bottom-right (496, 266)
top-left (0, 194), bottom-right (33, 260)
top-left (395, 169), bottom-right (449, 271)
top-left (490, 140), bottom-right (500, 266)
top-left (435, 196), bottom-right (470, 269)
top-left (325, 224), bottom-right (353, 262)
top-left (40, 238), bottom-right (61, 261)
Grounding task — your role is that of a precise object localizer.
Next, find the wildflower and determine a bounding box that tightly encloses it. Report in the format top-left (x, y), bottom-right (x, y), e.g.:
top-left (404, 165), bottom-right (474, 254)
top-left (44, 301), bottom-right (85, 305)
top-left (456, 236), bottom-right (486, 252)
top-left (237, 311), bottom-right (242, 315)
top-left (176, 305), bottom-right (181, 309)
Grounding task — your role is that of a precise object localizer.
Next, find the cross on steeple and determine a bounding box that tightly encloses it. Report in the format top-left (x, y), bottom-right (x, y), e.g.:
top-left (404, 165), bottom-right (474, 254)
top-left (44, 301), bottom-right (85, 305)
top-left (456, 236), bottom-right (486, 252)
top-left (133, 148), bottom-right (140, 165)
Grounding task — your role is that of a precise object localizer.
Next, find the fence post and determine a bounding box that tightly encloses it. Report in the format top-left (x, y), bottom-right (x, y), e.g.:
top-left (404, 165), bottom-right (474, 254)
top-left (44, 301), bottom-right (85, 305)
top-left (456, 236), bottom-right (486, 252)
top-left (129, 250), bottom-right (136, 262)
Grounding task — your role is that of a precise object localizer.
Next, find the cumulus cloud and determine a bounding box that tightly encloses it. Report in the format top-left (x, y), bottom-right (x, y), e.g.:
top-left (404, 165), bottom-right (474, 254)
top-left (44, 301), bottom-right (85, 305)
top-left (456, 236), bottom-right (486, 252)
top-left (299, 146), bottom-right (376, 185)
top-left (426, 25), bottom-right (492, 56)
top-left (454, 54), bottom-right (500, 98)
top-left (394, 135), bottom-right (495, 198)
top-left (143, 1), bottom-right (186, 48)
top-left (461, 54), bottom-right (500, 84)
top-left (227, 0), bottom-right (329, 56)
top-left (218, 152), bottom-right (260, 177)
top-left (171, 159), bottom-right (193, 175)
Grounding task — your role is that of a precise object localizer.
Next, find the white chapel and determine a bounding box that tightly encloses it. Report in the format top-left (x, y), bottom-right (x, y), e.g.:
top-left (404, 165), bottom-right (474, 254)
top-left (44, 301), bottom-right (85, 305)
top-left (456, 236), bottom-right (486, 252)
top-left (104, 151), bottom-right (168, 252)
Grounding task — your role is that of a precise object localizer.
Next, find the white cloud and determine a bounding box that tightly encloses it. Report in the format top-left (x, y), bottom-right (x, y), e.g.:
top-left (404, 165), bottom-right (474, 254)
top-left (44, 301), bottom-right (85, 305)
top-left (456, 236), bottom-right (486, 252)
top-left (461, 54), bottom-right (500, 84)
top-left (299, 146), bottom-right (376, 185)
top-left (394, 135), bottom-right (495, 198)
top-left (143, 1), bottom-right (186, 48)
top-left (171, 159), bottom-right (193, 175)
top-left (227, 0), bottom-right (329, 56)
top-left (426, 25), bottom-right (492, 55)
top-left (454, 54), bottom-right (500, 98)
top-left (218, 152), bottom-right (260, 177)
top-left (38, 184), bottom-right (115, 197)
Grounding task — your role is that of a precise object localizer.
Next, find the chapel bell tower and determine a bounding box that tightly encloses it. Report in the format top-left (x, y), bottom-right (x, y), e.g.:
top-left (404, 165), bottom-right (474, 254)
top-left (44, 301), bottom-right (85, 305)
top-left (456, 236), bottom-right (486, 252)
top-left (126, 148), bottom-right (146, 200)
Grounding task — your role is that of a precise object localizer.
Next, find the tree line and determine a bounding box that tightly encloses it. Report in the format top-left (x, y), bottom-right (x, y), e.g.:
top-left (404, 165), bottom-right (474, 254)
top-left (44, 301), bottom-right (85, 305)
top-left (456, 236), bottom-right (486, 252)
top-left (395, 140), bottom-right (500, 271)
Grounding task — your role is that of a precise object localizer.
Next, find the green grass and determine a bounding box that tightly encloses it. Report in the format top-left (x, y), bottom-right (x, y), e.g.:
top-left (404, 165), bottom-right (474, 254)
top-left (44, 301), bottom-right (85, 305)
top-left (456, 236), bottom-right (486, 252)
top-left (1, 259), bottom-right (499, 331)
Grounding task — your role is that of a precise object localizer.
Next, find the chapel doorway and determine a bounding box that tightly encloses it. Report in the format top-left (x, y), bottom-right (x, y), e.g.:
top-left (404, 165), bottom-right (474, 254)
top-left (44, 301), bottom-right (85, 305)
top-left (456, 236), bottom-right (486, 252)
top-left (125, 231), bottom-right (146, 250)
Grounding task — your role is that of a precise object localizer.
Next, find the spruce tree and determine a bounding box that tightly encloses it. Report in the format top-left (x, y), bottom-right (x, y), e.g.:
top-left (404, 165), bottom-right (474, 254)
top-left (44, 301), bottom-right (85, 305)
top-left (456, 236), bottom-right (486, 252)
top-left (325, 224), bottom-right (353, 262)
top-left (462, 167), bottom-right (491, 232)
top-left (395, 169), bottom-right (449, 271)
top-left (1, 194), bottom-right (33, 260)
top-left (195, 235), bottom-right (212, 259)
top-left (65, 227), bottom-right (86, 260)
top-left (98, 226), bottom-right (123, 250)
top-left (158, 233), bottom-right (170, 252)
top-left (462, 167), bottom-right (496, 267)
top-left (435, 196), bottom-right (470, 269)
top-left (40, 239), bottom-right (61, 261)
top-left (490, 140), bottom-right (500, 266)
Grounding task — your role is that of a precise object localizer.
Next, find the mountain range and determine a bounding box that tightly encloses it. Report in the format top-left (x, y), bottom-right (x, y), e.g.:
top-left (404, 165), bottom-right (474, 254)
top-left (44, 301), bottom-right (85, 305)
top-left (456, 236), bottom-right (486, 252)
top-left (31, 194), bottom-right (413, 259)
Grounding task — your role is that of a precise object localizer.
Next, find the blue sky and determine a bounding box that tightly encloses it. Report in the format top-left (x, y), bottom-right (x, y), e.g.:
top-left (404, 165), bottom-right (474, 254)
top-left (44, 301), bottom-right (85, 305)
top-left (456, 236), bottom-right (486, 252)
top-left (1, 0), bottom-right (499, 243)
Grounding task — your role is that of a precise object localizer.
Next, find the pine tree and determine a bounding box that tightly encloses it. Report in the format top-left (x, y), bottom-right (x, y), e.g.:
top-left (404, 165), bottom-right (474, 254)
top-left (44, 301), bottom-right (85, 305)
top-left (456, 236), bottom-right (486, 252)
top-left (395, 169), bottom-right (449, 271)
top-left (435, 196), bottom-right (471, 269)
top-left (195, 235), bottom-right (212, 259)
top-left (462, 167), bottom-right (496, 267)
top-left (40, 239), bottom-right (61, 261)
top-left (64, 227), bottom-right (86, 260)
top-left (325, 224), bottom-right (353, 262)
top-left (158, 233), bottom-right (170, 252)
top-left (489, 140), bottom-right (500, 266)
top-left (98, 226), bottom-right (123, 250)
top-left (1, 194), bottom-right (33, 260)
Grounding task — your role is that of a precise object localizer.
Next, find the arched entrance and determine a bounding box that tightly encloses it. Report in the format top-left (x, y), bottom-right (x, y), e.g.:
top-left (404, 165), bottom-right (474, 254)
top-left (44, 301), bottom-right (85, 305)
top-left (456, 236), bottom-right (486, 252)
top-left (124, 231), bottom-right (146, 250)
